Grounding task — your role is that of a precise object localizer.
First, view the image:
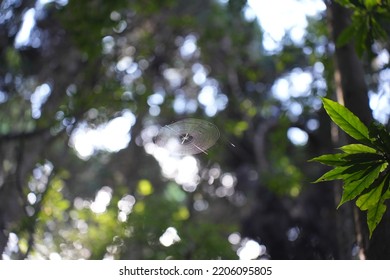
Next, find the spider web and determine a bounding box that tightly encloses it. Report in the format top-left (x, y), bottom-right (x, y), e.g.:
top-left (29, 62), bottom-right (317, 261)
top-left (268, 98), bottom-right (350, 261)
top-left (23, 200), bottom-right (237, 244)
top-left (154, 119), bottom-right (220, 155)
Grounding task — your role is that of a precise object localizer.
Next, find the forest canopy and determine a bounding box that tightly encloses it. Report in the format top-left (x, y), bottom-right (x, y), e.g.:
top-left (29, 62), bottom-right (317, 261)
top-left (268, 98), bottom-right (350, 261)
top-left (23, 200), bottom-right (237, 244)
top-left (0, 0), bottom-right (389, 260)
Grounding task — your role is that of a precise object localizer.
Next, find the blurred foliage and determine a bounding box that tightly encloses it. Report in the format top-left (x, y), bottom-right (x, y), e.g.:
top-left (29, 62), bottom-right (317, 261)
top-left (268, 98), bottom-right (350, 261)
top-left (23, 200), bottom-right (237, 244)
top-left (335, 0), bottom-right (390, 57)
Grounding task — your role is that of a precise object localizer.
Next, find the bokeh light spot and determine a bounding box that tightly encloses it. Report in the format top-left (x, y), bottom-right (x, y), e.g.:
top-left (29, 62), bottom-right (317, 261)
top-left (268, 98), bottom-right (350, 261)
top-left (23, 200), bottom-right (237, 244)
top-left (137, 179), bottom-right (154, 196)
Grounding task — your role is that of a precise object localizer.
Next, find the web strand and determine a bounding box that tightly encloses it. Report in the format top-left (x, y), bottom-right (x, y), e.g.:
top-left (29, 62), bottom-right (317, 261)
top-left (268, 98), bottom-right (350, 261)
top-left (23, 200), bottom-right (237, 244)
top-left (164, 124), bottom-right (207, 154)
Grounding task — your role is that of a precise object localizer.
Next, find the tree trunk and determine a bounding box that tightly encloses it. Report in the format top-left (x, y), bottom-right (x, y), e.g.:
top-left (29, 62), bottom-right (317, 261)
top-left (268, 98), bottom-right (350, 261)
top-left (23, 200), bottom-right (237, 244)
top-left (327, 0), bottom-right (390, 259)
top-left (327, 2), bottom-right (372, 125)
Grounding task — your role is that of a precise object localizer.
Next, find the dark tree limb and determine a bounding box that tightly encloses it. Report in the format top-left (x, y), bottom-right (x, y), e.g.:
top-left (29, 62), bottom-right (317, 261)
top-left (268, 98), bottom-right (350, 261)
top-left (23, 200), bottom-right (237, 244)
top-left (326, 0), bottom-right (385, 259)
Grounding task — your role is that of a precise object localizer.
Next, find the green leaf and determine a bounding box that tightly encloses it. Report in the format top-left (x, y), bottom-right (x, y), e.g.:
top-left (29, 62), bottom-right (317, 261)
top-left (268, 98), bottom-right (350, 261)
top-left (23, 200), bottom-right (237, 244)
top-left (322, 98), bottom-right (371, 144)
top-left (335, 0), bottom-right (351, 5)
top-left (350, 0), bottom-right (367, 8)
top-left (356, 175), bottom-right (387, 210)
top-left (382, 187), bottom-right (390, 201)
top-left (336, 25), bottom-right (356, 47)
top-left (310, 153), bottom-right (347, 166)
top-left (339, 144), bottom-right (377, 154)
top-left (313, 166), bottom-right (350, 183)
top-left (311, 151), bottom-right (383, 167)
top-left (363, 0), bottom-right (379, 9)
top-left (335, 0), bottom-right (359, 8)
top-left (362, 175), bottom-right (390, 237)
top-left (371, 18), bottom-right (388, 41)
top-left (369, 122), bottom-right (390, 154)
top-left (367, 202), bottom-right (387, 238)
top-left (338, 163), bottom-right (383, 207)
top-left (342, 162), bottom-right (377, 176)
top-left (354, 16), bottom-right (369, 57)
top-left (343, 152), bottom-right (384, 164)
top-left (342, 164), bottom-right (375, 183)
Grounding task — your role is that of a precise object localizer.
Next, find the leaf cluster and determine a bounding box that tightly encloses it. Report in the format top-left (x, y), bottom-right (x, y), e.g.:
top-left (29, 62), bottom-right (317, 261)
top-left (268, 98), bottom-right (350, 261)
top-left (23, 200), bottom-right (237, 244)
top-left (335, 0), bottom-right (390, 57)
top-left (311, 98), bottom-right (390, 237)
